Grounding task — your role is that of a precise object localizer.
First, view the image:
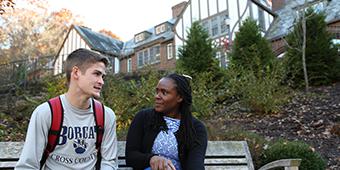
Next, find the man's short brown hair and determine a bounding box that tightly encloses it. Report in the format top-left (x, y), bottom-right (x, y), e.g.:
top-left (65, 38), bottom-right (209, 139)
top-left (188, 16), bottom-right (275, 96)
top-left (65, 48), bottom-right (109, 83)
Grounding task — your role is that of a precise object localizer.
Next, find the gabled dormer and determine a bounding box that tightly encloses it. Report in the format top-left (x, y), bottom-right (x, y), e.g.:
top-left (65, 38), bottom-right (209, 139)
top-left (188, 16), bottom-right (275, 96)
top-left (134, 31), bottom-right (152, 43)
top-left (155, 22), bottom-right (171, 35)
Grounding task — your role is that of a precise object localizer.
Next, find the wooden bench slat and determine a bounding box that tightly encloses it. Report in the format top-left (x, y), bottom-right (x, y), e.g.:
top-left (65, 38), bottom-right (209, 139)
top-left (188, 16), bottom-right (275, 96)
top-left (0, 141), bottom-right (301, 170)
top-left (205, 166), bottom-right (250, 170)
top-left (204, 158), bottom-right (248, 164)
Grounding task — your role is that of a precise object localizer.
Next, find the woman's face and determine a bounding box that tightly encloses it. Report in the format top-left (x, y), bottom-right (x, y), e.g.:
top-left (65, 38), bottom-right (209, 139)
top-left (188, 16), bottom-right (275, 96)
top-left (154, 78), bottom-right (183, 115)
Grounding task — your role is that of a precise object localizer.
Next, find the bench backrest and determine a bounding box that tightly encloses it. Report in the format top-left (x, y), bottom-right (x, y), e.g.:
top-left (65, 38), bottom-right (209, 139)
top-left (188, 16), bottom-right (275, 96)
top-left (0, 141), bottom-right (254, 170)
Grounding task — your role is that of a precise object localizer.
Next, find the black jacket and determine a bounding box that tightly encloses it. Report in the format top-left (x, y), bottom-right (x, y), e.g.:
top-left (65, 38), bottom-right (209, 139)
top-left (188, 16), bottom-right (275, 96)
top-left (125, 108), bottom-right (207, 170)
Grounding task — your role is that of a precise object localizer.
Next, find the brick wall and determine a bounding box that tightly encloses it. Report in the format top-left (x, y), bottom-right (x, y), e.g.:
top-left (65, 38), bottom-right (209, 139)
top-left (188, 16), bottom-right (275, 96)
top-left (120, 58), bottom-right (127, 73)
top-left (327, 20), bottom-right (340, 38)
top-left (119, 40), bottom-right (176, 74)
top-left (271, 38), bottom-right (286, 56)
top-left (159, 42), bottom-right (176, 70)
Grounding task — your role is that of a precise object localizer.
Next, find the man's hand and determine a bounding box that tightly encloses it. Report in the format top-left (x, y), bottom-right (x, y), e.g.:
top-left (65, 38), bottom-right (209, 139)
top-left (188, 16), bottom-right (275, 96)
top-left (149, 155), bottom-right (176, 170)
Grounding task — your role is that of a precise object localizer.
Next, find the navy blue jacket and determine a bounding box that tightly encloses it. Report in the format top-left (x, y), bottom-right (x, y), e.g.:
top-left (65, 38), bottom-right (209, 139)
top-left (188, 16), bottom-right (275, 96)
top-left (125, 108), bottom-right (207, 170)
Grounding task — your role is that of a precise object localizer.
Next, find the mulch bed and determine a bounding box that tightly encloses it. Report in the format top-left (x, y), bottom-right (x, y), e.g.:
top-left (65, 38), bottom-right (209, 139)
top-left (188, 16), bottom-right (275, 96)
top-left (206, 82), bottom-right (340, 169)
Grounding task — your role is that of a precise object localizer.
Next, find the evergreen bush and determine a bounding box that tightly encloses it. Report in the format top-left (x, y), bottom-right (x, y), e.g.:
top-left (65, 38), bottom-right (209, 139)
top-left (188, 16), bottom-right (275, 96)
top-left (229, 18), bottom-right (275, 76)
top-left (284, 8), bottom-right (338, 87)
top-left (176, 21), bottom-right (221, 77)
top-left (225, 63), bottom-right (289, 114)
top-left (261, 140), bottom-right (326, 170)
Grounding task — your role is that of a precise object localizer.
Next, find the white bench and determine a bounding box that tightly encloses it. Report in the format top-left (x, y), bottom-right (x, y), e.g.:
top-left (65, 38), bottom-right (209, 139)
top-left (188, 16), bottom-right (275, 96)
top-left (0, 141), bottom-right (301, 170)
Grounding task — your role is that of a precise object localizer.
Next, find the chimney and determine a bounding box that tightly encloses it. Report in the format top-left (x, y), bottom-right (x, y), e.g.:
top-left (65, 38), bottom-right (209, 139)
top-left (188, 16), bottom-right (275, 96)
top-left (272, 0), bottom-right (286, 12)
top-left (172, 1), bottom-right (187, 18)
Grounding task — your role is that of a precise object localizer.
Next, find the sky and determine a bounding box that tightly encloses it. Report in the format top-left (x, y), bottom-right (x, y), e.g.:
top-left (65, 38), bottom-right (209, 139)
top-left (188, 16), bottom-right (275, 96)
top-left (46, 0), bottom-right (186, 41)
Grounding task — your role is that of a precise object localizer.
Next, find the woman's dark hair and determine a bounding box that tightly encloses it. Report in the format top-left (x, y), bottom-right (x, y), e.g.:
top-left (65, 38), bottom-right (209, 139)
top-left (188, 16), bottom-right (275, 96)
top-left (151, 73), bottom-right (197, 151)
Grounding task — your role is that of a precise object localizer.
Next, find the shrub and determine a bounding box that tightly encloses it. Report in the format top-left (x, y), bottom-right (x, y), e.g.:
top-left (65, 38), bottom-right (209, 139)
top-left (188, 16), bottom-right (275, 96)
top-left (225, 65), bottom-right (290, 114)
top-left (191, 72), bottom-right (219, 118)
top-left (44, 74), bottom-right (67, 99)
top-left (176, 21), bottom-right (220, 76)
top-left (261, 140), bottom-right (326, 170)
top-left (284, 8), bottom-right (338, 87)
top-left (229, 17), bottom-right (275, 77)
top-left (102, 70), bottom-right (164, 134)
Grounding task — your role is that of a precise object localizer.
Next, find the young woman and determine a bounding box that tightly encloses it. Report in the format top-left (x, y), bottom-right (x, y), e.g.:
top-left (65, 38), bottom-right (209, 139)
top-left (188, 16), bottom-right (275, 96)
top-left (125, 73), bottom-right (207, 170)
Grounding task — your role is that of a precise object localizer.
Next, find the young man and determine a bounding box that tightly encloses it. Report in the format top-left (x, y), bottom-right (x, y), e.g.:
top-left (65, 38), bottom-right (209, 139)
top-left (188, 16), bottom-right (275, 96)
top-left (16, 48), bottom-right (118, 170)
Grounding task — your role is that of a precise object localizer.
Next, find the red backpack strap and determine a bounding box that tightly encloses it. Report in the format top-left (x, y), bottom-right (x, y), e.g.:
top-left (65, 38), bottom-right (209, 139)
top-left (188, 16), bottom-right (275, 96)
top-left (40, 96), bottom-right (64, 168)
top-left (92, 98), bottom-right (105, 170)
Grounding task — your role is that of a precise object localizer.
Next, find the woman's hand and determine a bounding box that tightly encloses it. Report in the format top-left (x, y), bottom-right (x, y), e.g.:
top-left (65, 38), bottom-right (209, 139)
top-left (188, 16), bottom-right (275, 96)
top-left (150, 155), bottom-right (176, 170)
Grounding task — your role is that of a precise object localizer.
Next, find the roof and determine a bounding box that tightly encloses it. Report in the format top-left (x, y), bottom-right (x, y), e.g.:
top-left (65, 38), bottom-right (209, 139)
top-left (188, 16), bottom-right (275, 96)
top-left (57, 18), bottom-right (177, 59)
top-left (266, 0), bottom-right (340, 40)
top-left (120, 18), bottom-right (177, 57)
top-left (74, 25), bottom-right (124, 56)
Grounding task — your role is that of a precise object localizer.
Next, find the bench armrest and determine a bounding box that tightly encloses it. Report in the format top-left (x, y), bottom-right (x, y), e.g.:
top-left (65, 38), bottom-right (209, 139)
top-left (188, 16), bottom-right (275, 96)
top-left (259, 159), bottom-right (301, 170)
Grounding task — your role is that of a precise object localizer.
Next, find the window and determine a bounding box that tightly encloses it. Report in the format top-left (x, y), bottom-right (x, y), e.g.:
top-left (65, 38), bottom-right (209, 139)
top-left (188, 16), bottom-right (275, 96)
top-left (201, 20), bottom-right (210, 36)
top-left (137, 46), bottom-right (160, 68)
top-left (200, 12), bottom-right (229, 38)
top-left (143, 50), bottom-right (149, 65)
top-left (135, 34), bottom-right (145, 43)
top-left (156, 24), bottom-right (167, 35)
top-left (137, 52), bottom-right (143, 67)
top-left (220, 15), bottom-right (230, 34)
top-left (167, 43), bottom-right (173, 59)
top-left (211, 17), bottom-right (219, 37)
top-left (153, 45), bottom-right (160, 63)
top-left (127, 58), bottom-right (132, 72)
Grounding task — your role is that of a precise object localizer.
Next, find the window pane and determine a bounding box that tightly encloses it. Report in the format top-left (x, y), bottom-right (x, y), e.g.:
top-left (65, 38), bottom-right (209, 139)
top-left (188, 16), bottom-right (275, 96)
top-left (155, 45), bottom-right (160, 62)
top-left (167, 43), bottom-right (173, 59)
top-left (143, 50), bottom-right (149, 64)
top-left (138, 52), bottom-right (143, 67)
top-left (211, 17), bottom-right (218, 37)
top-left (150, 47), bottom-right (155, 63)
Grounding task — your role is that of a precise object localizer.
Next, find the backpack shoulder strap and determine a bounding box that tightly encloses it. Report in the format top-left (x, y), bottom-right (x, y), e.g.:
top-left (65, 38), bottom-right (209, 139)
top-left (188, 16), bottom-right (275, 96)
top-left (92, 98), bottom-right (105, 170)
top-left (40, 96), bottom-right (64, 168)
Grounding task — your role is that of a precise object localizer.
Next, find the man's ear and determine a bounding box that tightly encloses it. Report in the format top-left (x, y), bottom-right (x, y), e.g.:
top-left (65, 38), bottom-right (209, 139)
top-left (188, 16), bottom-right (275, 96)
top-left (71, 66), bottom-right (80, 80)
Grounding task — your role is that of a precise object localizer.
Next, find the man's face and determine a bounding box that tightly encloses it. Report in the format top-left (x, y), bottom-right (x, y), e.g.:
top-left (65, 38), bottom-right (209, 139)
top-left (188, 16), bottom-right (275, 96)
top-left (77, 62), bottom-right (106, 99)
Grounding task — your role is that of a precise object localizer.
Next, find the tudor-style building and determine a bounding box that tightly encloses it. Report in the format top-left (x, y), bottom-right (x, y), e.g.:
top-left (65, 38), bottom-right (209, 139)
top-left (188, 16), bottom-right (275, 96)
top-left (118, 0), bottom-right (275, 73)
top-left (118, 19), bottom-right (177, 73)
top-left (267, 0), bottom-right (340, 56)
top-left (54, 25), bottom-right (123, 75)
top-left (54, 1), bottom-right (275, 75)
top-left (118, 2), bottom-right (187, 74)
top-left (173, 0), bottom-right (275, 68)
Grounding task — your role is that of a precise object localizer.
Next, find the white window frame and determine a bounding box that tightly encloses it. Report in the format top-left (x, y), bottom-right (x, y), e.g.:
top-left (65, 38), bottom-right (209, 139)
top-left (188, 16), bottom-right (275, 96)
top-left (137, 52), bottom-right (143, 68)
top-left (127, 58), bottom-right (132, 72)
top-left (135, 33), bottom-right (145, 43)
top-left (152, 45), bottom-right (160, 63)
top-left (167, 43), bottom-right (173, 59)
top-left (156, 24), bottom-right (167, 35)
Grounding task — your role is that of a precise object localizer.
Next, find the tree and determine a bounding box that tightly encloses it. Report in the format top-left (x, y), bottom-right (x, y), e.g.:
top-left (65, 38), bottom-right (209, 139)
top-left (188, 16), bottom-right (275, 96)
top-left (0, 0), bottom-right (14, 15)
top-left (0, 1), bottom-right (82, 63)
top-left (176, 21), bottom-right (220, 76)
top-left (284, 7), bottom-right (338, 87)
top-left (99, 29), bottom-right (121, 40)
top-left (229, 17), bottom-right (275, 76)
